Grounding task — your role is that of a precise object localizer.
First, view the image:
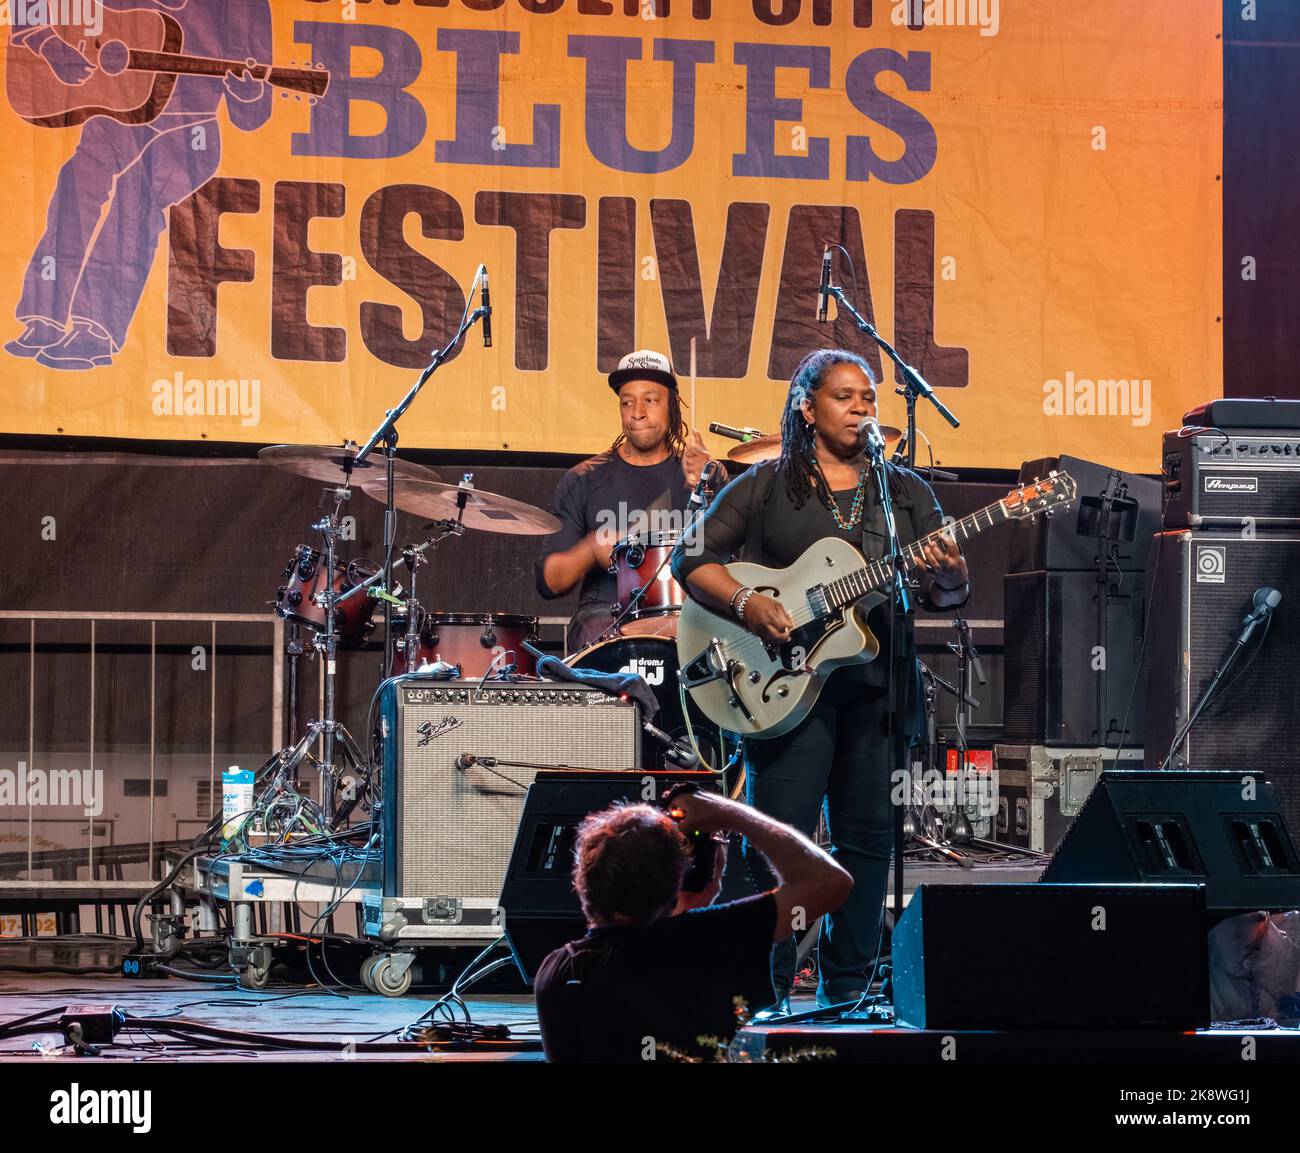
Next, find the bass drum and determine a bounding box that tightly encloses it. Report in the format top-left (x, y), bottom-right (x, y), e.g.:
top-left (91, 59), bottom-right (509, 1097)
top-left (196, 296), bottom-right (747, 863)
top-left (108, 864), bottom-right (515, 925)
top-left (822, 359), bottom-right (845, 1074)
top-left (569, 635), bottom-right (734, 783)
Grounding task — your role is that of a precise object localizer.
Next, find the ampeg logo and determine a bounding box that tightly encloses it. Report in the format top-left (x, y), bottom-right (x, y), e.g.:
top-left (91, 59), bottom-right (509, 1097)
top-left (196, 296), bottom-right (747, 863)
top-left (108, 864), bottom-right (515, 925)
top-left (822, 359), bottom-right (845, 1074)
top-left (1196, 546), bottom-right (1226, 584)
top-left (621, 658), bottom-right (665, 686)
top-left (1205, 475), bottom-right (1258, 494)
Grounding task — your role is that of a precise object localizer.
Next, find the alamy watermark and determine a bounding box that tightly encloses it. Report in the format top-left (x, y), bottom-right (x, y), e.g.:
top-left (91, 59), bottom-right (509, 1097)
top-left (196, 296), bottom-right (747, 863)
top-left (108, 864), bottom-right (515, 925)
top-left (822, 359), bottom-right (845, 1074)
top-left (151, 372), bottom-right (261, 427)
top-left (0, 762), bottom-right (103, 818)
top-left (892, 0), bottom-right (1000, 37)
top-left (1042, 372), bottom-right (1152, 428)
top-left (3, 1), bottom-right (104, 36)
top-left (594, 501), bottom-right (704, 555)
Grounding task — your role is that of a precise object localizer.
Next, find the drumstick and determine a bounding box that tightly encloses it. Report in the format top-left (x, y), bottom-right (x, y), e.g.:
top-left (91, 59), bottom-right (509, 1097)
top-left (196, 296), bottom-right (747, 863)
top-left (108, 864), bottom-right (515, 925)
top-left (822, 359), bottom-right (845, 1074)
top-left (689, 337), bottom-right (697, 434)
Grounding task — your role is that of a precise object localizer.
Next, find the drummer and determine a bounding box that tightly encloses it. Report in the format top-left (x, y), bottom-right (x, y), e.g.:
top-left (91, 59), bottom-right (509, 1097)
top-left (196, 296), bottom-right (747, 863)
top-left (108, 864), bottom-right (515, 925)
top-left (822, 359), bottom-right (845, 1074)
top-left (537, 350), bottom-right (713, 653)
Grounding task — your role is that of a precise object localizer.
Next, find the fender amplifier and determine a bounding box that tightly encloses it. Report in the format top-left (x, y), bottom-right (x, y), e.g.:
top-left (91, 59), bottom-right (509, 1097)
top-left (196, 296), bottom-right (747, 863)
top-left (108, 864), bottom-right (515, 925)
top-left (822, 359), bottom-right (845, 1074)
top-left (380, 680), bottom-right (641, 904)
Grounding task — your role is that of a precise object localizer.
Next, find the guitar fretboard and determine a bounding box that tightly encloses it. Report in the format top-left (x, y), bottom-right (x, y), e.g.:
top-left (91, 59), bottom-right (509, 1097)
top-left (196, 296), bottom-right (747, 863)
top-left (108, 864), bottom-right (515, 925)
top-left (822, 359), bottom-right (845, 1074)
top-left (822, 500), bottom-right (1010, 611)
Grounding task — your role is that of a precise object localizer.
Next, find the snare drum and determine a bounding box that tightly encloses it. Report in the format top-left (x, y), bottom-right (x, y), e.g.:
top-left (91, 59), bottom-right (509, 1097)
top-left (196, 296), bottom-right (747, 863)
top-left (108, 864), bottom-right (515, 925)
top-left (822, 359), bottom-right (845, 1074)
top-left (609, 531), bottom-right (686, 637)
top-left (390, 612), bottom-right (539, 679)
top-left (274, 545), bottom-right (378, 646)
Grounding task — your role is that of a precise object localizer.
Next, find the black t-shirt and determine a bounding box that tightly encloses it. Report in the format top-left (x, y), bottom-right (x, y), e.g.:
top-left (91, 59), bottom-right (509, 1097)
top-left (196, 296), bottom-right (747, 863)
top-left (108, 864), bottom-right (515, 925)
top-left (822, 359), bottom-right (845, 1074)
top-left (671, 460), bottom-right (960, 688)
top-left (534, 893), bottom-right (777, 1063)
top-left (537, 450), bottom-right (692, 652)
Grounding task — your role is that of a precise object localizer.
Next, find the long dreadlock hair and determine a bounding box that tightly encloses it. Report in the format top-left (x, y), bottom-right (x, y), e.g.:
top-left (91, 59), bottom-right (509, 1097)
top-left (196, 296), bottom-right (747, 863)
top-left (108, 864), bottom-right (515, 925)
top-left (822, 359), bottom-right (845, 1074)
top-left (779, 348), bottom-right (901, 510)
top-left (609, 386), bottom-right (690, 461)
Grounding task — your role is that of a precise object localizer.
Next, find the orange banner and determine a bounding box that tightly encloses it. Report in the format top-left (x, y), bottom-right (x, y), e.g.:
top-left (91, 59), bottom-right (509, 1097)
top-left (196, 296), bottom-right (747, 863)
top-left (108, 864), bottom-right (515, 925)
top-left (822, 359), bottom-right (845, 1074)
top-left (0, 1), bottom-right (1221, 472)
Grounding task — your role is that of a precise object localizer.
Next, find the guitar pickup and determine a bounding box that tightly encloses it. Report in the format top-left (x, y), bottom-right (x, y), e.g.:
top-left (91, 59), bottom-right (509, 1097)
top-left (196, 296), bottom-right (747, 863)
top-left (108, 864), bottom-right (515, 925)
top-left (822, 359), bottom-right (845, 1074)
top-left (807, 585), bottom-right (830, 617)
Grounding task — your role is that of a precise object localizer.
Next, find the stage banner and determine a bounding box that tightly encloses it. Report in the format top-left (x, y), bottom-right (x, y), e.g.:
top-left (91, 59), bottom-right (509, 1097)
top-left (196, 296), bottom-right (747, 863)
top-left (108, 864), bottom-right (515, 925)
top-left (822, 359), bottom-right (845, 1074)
top-left (0, 1), bottom-right (1220, 472)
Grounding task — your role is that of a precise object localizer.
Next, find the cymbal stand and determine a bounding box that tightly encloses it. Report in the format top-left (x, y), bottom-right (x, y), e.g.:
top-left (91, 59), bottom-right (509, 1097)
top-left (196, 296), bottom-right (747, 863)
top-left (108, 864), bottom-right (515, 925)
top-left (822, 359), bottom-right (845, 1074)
top-left (273, 484), bottom-right (383, 830)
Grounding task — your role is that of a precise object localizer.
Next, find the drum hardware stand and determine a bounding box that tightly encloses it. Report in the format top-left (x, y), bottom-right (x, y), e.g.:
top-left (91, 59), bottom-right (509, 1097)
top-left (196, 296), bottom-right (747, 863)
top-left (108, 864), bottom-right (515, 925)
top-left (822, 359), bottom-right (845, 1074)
top-left (273, 484), bottom-right (384, 831)
top-left (945, 612), bottom-right (985, 846)
top-left (286, 621), bottom-right (305, 748)
top-left (395, 518), bottom-right (463, 675)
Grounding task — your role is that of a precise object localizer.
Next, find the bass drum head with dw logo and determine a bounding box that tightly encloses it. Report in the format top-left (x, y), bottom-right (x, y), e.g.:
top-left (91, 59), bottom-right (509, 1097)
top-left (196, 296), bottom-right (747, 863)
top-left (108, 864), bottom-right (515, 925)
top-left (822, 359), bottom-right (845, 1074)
top-left (569, 635), bottom-right (734, 786)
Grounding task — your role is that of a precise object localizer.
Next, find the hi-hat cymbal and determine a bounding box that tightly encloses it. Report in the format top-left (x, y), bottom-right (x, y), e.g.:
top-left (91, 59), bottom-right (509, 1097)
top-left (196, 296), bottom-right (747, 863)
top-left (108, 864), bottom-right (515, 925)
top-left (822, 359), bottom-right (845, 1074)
top-left (258, 444), bottom-right (440, 487)
top-left (726, 425), bottom-right (903, 466)
top-left (369, 477), bottom-right (562, 536)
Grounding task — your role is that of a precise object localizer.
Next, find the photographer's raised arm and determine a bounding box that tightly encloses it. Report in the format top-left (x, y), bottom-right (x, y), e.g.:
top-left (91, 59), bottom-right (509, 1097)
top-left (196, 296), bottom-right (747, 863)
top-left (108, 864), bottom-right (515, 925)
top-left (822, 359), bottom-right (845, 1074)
top-left (672, 793), bottom-right (852, 944)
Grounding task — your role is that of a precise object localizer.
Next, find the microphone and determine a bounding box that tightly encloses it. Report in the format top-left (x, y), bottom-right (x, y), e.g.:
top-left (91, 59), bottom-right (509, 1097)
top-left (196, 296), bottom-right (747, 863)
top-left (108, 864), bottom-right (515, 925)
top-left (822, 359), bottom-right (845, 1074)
top-left (688, 458), bottom-right (720, 510)
top-left (643, 720), bottom-right (700, 769)
top-left (817, 246), bottom-right (832, 324)
top-left (891, 427), bottom-right (910, 465)
top-left (479, 265), bottom-right (492, 348)
top-left (456, 753), bottom-right (498, 771)
top-left (1239, 586), bottom-right (1281, 644)
top-left (708, 421), bottom-right (765, 443)
top-left (857, 416), bottom-right (886, 457)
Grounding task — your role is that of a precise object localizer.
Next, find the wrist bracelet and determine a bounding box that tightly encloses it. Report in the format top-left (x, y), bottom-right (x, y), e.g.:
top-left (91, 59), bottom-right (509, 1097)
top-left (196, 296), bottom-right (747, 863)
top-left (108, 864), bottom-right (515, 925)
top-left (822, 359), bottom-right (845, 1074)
top-left (734, 588), bottom-right (757, 622)
top-left (728, 585), bottom-right (750, 613)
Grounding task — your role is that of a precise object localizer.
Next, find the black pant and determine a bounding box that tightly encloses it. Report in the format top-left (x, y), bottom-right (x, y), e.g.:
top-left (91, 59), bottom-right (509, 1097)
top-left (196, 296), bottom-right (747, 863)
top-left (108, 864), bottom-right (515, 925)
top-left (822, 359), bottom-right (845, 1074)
top-left (742, 672), bottom-right (895, 1003)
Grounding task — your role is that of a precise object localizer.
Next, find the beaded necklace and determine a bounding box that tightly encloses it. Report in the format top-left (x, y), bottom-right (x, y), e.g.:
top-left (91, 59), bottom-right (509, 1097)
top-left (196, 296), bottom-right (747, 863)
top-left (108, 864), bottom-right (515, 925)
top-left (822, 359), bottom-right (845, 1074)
top-left (826, 467), bottom-right (870, 531)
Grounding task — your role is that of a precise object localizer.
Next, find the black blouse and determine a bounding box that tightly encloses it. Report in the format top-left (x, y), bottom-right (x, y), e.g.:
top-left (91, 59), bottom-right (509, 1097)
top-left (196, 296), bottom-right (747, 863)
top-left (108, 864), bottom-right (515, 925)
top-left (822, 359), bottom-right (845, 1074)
top-left (671, 460), bottom-right (966, 689)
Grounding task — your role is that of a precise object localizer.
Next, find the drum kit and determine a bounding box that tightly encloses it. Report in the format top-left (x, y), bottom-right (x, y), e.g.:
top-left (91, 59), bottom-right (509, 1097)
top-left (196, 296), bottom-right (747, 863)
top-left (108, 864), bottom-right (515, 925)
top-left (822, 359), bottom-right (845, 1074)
top-left (256, 419), bottom-right (906, 819)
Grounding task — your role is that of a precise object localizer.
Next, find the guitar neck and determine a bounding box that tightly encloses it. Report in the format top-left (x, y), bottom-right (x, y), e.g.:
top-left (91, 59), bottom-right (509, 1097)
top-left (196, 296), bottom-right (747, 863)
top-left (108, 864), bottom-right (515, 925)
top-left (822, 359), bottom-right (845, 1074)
top-left (125, 49), bottom-right (326, 95)
top-left (822, 499), bottom-right (1011, 611)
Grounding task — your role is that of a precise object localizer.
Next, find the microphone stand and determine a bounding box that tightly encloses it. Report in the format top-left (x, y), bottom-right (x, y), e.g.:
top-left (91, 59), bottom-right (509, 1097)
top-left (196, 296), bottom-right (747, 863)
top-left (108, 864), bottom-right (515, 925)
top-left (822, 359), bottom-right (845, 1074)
top-left (353, 275), bottom-right (491, 679)
top-left (864, 431), bottom-right (916, 935)
top-left (826, 282), bottom-right (959, 471)
top-left (1159, 607), bottom-right (1273, 770)
top-left (826, 277), bottom-right (963, 970)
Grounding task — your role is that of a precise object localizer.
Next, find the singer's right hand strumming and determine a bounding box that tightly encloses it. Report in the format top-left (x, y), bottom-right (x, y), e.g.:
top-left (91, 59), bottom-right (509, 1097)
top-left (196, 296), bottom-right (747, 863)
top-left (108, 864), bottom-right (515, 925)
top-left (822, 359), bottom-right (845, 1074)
top-left (743, 594), bottom-right (796, 644)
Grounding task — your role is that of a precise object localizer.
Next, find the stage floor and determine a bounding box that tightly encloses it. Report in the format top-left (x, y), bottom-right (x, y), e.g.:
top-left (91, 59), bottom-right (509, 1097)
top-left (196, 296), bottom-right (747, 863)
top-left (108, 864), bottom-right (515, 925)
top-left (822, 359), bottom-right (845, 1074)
top-left (4, 972), bottom-right (1300, 1064)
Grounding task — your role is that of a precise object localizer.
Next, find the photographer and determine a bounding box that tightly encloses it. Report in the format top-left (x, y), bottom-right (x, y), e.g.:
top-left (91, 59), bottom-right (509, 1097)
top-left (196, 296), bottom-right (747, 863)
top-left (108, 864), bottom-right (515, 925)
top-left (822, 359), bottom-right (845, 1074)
top-left (534, 791), bottom-right (852, 1062)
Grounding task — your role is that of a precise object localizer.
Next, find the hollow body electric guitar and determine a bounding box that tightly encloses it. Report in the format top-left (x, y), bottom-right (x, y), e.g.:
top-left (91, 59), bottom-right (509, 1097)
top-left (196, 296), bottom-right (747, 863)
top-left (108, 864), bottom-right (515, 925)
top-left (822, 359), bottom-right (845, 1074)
top-left (7, 8), bottom-right (329, 129)
top-left (676, 473), bottom-right (1078, 739)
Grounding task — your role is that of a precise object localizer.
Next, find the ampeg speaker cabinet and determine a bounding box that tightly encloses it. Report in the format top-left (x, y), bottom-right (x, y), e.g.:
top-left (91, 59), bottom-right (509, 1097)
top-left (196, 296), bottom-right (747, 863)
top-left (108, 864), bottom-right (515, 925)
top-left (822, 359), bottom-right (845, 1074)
top-left (500, 769), bottom-right (718, 982)
top-left (1145, 531), bottom-right (1300, 830)
top-left (1042, 770), bottom-right (1300, 916)
top-left (1162, 429), bottom-right (1300, 529)
top-left (1008, 455), bottom-right (1161, 574)
top-left (381, 680), bottom-right (641, 910)
top-left (1002, 570), bottom-right (1146, 746)
top-left (892, 883), bottom-right (1209, 1029)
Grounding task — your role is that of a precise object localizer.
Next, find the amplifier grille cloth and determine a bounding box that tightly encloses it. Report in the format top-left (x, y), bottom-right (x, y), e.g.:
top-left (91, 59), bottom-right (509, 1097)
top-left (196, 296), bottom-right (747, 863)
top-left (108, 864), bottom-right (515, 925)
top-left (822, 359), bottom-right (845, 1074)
top-left (396, 689), bottom-right (639, 897)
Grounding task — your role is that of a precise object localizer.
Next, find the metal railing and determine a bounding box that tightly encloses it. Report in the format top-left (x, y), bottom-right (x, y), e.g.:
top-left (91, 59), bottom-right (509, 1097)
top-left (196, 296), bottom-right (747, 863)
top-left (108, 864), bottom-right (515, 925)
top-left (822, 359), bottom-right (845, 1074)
top-left (0, 610), bottom-right (283, 881)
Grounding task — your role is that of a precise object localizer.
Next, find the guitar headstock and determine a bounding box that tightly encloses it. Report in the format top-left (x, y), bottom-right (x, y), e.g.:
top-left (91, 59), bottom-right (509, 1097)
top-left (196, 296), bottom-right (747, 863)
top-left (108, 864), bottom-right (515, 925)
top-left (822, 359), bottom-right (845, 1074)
top-left (1003, 470), bottom-right (1078, 520)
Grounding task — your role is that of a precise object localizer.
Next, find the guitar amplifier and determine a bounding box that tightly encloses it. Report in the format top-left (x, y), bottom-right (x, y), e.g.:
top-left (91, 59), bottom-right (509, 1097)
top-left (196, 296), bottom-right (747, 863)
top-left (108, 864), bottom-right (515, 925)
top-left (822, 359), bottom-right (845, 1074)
top-left (1162, 429), bottom-right (1300, 529)
top-left (380, 680), bottom-right (641, 910)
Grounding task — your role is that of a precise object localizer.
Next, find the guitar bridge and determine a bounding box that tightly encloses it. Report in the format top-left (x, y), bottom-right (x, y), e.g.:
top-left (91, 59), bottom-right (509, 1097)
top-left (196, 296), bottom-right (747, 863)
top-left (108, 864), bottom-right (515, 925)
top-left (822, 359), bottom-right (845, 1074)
top-left (679, 637), bottom-right (757, 726)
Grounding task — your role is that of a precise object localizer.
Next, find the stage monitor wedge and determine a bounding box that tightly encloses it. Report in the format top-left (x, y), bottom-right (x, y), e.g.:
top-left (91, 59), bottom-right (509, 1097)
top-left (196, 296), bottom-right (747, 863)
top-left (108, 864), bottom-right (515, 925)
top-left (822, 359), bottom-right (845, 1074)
top-left (893, 882), bottom-right (1209, 1030)
top-left (1042, 770), bottom-right (1300, 916)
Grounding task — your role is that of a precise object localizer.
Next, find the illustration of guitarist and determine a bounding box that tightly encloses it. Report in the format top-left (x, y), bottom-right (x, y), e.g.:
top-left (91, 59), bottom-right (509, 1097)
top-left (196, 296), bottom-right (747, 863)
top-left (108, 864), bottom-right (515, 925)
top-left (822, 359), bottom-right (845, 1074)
top-left (5, 0), bottom-right (279, 370)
